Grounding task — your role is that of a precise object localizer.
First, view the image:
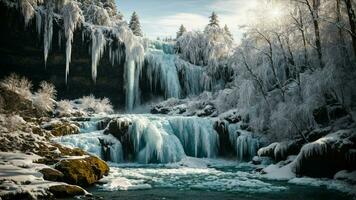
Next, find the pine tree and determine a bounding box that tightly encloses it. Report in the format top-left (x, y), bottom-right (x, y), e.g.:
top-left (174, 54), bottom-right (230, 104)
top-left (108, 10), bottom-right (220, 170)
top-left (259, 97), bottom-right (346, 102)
top-left (208, 12), bottom-right (219, 27)
top-left (224, 24), bottom-right (233, 40)
top-left (129, 11), bottom-right (143, 37)
top-left (176, 24), bottom-right (187, 39)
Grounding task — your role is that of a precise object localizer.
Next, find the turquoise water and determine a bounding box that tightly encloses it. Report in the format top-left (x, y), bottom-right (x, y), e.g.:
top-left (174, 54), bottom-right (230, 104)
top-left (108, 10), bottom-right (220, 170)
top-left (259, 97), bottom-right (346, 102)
top-left (66, 160), bottom-right (352, 200)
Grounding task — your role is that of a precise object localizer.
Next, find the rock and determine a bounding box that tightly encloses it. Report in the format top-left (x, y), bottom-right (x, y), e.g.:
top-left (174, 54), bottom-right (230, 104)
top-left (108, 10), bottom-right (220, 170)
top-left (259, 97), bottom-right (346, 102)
top-left (257, 143), bottom-right (278, 158)
top-left (258, 140), bottom-right (303, 161)
top-left (313, 106), bottom-right (329, 125)
top-left (47, 122), bottom-right (80, 137)
top-left (39, 168), bottom-right (64, 182)
top-left (104, 118), bottom-right (131, 138)
top-left (48, 184), bottom-right (86, 198)
top-left (196, 104), bottom-right (216, 117)
top-left (214, 120), bottom-right (234, 156)
top-left (55, 156), bottom-right (109, 186)
top-left (151, 106), bottom-right (171, 114)
top-left (306, 127), bottom-right (332, 142)
top-left (103, 118), bottom-right (134, 160)
top-left (295, 130), bottom-right (356, 178)
top-left (221, 110), bottom-right (242, 124)
top-left (252, 156), bottom-right (261, 165)
top-left (97, 117), bottom-right (112, 130)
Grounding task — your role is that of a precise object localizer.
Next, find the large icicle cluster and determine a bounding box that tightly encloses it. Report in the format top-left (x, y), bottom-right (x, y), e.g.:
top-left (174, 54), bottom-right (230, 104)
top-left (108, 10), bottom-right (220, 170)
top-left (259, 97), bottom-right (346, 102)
top-left (56, 115), bottom-right (224, 164)
top-left (91, 29), bottom-right (106, 82)
top-left (62, 1), bottom-right (83, 83)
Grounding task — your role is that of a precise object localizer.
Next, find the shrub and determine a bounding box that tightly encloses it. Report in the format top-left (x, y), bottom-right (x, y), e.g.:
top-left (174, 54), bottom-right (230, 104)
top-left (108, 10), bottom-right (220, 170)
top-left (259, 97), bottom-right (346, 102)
top-left (33, 81), bottom-right (57, 113)
top-left (0, 73), bottom-right (33, 99)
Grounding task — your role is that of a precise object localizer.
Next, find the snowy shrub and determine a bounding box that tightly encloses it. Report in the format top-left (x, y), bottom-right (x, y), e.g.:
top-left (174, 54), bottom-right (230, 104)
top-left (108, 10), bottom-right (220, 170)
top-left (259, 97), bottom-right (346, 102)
top-left (78, 95), bottom-right (114, 114)
top-left (0, 73), bottom-right (33, 99)
top-left (32, 81), bottom-right (57, 113)
top-left (56, 100), bottom-right (74, 117)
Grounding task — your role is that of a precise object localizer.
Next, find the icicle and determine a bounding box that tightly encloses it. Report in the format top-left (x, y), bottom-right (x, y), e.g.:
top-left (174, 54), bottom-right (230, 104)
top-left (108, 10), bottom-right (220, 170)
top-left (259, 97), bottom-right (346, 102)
top-left (58, 30), bottom-right (61, 49)
top-left (145, 50), bottom-right (181, 99)
top-left (169, 116), bottom-right (219, 158)
top-left (20, 0), bottom-right (35, 27)
top-left (43, 2), bottom-right (54, 68)
top-left (62, 1), bottom-right (83, 84)
top-left (36, 9), bottom-right (42, 39)
top-left (124, 60), bottom-right (136, 111)
top-left (91, 29), bottom-right (106, 83)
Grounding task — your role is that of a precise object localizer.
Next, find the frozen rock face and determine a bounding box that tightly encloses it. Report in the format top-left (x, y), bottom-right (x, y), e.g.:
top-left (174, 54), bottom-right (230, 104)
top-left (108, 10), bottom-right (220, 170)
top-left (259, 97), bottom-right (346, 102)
top-left (0, 2), bottom-right (127, 107)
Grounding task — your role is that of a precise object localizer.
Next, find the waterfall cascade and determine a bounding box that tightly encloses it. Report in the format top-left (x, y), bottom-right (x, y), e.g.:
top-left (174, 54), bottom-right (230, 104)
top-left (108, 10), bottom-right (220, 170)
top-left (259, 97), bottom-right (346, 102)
top-left (55, 115), bottom-right (260, 164)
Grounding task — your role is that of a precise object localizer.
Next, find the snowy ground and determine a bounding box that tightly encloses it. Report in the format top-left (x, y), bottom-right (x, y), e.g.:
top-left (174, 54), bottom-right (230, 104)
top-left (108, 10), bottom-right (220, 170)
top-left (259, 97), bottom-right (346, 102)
top-left (0, 152), bottom-right (60, 198)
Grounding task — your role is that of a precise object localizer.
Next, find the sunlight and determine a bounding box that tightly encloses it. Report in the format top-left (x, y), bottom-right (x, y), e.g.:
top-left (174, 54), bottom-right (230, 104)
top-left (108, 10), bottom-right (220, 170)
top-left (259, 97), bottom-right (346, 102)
top-left (270, 7), bottom-right (283, 19)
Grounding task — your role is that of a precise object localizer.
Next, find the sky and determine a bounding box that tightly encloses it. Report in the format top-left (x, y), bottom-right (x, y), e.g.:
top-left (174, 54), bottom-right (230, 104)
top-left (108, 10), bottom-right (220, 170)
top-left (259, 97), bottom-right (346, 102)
top-left (116, 0), bottom-right (261, 41)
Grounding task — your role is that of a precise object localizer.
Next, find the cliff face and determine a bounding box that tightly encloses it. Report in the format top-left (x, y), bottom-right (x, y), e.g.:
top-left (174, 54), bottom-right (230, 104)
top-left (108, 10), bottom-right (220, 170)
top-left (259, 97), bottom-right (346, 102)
top-left (0, 3), bottom-right (126, 108)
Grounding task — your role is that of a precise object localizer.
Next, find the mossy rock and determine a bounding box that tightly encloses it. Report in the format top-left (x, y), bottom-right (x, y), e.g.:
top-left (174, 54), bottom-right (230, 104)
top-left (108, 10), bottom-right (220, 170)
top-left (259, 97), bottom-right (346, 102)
top-left (50, 122), bottom-right (80, 137)
top-left (39, 168), bottom-right (64, 182)
top-left (35, 143), bottom-right (86, 165)
top-left (48, 184), bottom-right (86, 198)
top-left (55, 156), bottom-right (109, 186)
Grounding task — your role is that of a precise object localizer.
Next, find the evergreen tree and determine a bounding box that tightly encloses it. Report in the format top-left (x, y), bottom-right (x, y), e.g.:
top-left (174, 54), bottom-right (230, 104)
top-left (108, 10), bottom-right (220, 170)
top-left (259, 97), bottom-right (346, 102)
top-left (129, 11), bottom-right (143, 37)
top-left (208, 12), bottom-right (219, 27)
top-left (224, 24), bottom-right (233, 40)
top-left (176, 24), bottom-right (187, 39)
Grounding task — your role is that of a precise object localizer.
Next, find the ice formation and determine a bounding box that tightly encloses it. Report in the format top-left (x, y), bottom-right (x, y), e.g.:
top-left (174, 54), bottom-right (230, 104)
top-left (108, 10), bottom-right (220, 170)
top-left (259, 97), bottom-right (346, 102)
top-left (62, 1), bottom-right (83, 83)
top-left (91, 29), bottom-right (106, 82)
top-left (228, 123), bottom-right (259, 161)
top-left (56, 115), bottom-right (239, 164)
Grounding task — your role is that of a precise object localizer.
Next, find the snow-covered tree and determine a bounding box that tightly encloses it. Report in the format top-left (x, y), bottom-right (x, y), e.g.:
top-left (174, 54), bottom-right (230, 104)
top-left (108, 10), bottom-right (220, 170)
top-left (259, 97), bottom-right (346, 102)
top-left (176, 24), bottom-right (187, 39)
top-left (208, 12), bottom-right (219, 27)
top-left (224, 24), bottom-right (233, 40)
top-left (129, 11), bottom-right (143, 37)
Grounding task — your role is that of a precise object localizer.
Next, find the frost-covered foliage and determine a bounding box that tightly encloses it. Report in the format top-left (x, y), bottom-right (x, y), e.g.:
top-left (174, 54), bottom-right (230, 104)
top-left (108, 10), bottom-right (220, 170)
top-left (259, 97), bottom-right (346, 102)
top-left (0, 73), bottom-right (33, 99)
top-left (176, 26), bottom-right (233, 67)
top-left (77, 95), bottom-right (114, 114)
top-left (84, 4), bottom-right (111, 26)
top-left (32, 81), bottom-right (57, 113)
top-left (208, 0), bottom-right (356, 141)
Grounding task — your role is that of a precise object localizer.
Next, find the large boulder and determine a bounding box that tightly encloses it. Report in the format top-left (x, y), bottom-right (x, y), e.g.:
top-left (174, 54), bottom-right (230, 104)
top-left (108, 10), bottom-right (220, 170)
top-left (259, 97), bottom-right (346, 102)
top-left (294, 130), bottom-right (356, 178)
top-left (48, 184), bottom-right (86, 198)
top-left (258, 140), bottom-right (303, 161)
top-left (39, 168), bottom-right (64, 182)
top-left (55, 156), bottom-right (109, 186)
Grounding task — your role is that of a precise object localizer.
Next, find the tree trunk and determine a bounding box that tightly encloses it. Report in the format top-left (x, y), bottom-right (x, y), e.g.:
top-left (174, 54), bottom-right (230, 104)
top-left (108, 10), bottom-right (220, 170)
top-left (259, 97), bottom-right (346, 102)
top-left (312, 0), bottom-right (324, 68)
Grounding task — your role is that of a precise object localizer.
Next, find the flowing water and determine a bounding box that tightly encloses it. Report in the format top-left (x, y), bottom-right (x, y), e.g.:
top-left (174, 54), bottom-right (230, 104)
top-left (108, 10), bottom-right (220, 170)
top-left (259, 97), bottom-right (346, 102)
top-left (56, 114), bottom-right (353, 200)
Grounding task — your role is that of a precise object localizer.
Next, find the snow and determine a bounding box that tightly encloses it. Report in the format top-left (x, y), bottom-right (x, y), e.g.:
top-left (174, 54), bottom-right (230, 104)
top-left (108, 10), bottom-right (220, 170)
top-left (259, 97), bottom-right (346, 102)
top-left (0, 152), bottom-right (66, 199)
top-left (261, 156), bottom-right (297, 181)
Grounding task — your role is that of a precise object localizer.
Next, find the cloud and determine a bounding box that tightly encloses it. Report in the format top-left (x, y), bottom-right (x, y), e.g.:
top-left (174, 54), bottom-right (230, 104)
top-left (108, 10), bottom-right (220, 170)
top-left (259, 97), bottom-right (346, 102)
top-left (157, 13), bottom-right (207, 31)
